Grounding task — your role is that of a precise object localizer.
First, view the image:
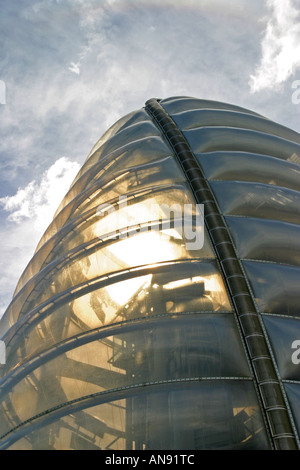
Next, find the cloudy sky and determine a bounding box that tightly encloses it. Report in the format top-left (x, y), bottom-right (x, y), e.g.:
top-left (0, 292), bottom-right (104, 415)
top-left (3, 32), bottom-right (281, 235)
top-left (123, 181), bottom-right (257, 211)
top-left (0, 0), bottom-right (300, 317)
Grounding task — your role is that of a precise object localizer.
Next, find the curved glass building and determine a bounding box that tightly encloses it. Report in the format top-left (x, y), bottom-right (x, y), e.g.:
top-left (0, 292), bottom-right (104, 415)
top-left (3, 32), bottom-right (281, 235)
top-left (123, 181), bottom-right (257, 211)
top-left (0, 96), bottom-right (300, 450)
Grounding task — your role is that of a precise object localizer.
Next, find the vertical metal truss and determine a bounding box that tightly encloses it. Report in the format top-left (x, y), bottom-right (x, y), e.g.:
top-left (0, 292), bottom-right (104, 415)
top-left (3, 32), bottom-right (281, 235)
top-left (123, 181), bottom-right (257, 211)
top-left (145, 98), bottom-right (299, 450)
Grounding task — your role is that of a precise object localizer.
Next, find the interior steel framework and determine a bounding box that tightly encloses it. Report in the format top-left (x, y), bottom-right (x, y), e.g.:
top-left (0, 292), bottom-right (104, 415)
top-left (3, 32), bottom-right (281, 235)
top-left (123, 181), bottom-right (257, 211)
top-left (0, 96), bottom-right (300, 450)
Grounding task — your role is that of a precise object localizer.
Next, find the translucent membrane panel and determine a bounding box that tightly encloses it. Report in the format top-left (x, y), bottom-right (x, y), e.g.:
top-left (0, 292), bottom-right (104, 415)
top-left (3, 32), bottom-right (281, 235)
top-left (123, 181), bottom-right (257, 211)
top-left (61, 156), bottom-right (187, 224)
top-left (54, 136), bottom-right (173, 223)
top-left (226, 216), bottom-right (300, 266)
top-left (81, 138), bottom-right (174, 193)
top-left (13, 139), bottom-right (173, 297)
top-left (0, 315), bottom-right (252, 435)
top-left (243, 261), bottom-right (300, 316)
top-left (1, 205), bottom-right (214, 329)
top-left (76, 121), bottom-right (162, 177)
top-left (19, 234), bottom-right (202, 316)
top-left (183, 127), bottom-right (300, 161)
top-left (85, 109), bottom-right (151, 162)
top-left (3, 261), bottom-right (232, 372)
top-left (14, 188), bottom-right (208, 313)
top-left (284, 383), bottom-right (300, 439)
top-left (262, 315), bottom-right (300, 380)
top-left (17, 221), bottom-right (211, 322)
top-left (210, 181), bottom-right (300, 224)
top-left (3, 381), bottom-right (271, 450)
top-left (196, 152), bottom-right (300, 192)
top-left (39, 138), bottom-right (172, 253)
top-left (37, 169), bottom-right (188, 268)
top-left (160, 97), bottom-right (264, 118)
top-left (44, 186), bottom-right (209, 261)
top-left (4, 188), bottom-right (211, 333)
top-left (171, 109), bottom-right (300, 143)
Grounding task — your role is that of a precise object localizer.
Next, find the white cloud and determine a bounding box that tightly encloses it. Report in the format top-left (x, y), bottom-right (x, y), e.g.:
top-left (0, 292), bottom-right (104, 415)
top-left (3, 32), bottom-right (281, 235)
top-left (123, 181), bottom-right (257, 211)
top-left (0, 156), bottom-right (80, 233)
top-left (249, 0), bottom-right (300, 92)
top-left (0, 156), bottom-right (80, 317)
top-left (68, 61), bottom-right (81, 75)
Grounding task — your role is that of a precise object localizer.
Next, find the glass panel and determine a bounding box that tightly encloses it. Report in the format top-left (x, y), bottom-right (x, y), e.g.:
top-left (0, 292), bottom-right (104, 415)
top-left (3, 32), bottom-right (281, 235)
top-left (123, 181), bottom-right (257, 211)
top-left (197, 152), bottom-right (300, 191)
top-left (3, 381), bottom-right (271, 450)
top-left (226, 216), bottom-right (300, 266)
top-left (243, 261), bottom-right (300, 316)
top-left (183, 127), bottom-right (300, 161)
top-left (262, 315), bottom-right (300, 380)
top-left (211, 181), bottom-right (300, 224)
top-left (172, 109), bottom-right (300, 144)
top-left (3, 261), bottom-right (232, 372)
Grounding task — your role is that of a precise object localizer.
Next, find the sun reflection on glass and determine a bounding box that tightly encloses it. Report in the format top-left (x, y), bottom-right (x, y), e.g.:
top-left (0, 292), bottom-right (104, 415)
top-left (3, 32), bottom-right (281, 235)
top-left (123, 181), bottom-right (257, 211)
top-left (107, 230), bottom-right (181, 267)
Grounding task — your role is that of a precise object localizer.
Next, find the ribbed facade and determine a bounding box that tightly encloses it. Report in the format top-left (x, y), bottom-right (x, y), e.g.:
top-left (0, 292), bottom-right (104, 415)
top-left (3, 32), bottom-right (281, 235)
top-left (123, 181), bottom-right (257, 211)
top-left (0, 96), bottom-right (300, 450)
